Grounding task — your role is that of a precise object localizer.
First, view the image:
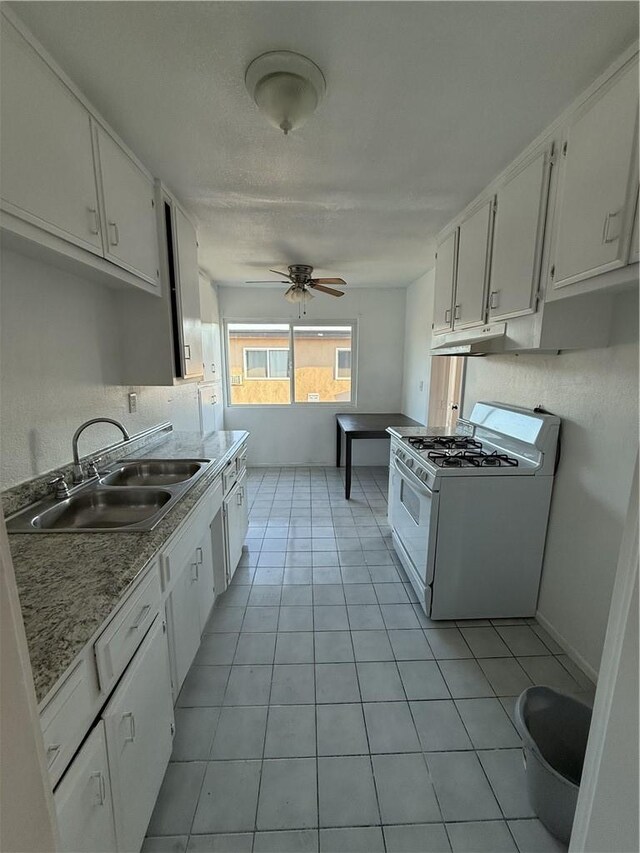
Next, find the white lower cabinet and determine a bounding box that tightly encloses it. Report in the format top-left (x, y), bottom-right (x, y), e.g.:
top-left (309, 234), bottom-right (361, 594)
top-left (102, 617), bottom-right (174, 853)
top-left (223, 470), bottom-right (249, 585)
top-left (166, 553), bottom-right (203, 696)
top-left (54, 721), bottom-right (117, 853)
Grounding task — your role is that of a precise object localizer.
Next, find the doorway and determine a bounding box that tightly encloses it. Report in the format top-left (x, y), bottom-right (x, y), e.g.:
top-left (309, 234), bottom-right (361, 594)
top-left (427, 356), bottom-right (466, 430)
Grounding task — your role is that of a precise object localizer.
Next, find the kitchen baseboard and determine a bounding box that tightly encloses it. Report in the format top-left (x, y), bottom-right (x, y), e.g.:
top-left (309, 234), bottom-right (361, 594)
top-left (535, 610), bottom-right (599, 685)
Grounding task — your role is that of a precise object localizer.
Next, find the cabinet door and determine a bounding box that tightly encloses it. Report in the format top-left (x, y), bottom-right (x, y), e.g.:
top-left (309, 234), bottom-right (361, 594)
top-left (224, 474), bottom-right (248, 581)
top-left (95, 125), bottom-right (160, 286)
top-left (454, 199), bottom-right (494, 329)
top-left (55, 722), bottom-right (117, 853)
top-left (175, 207), bottom-right (203, 377)
top-left (102, 617), bottom-right (174, 853)
top-left (432, 230), bottom-right (457, 333)
top-left (200, 271), bottom-right (222, 382)
top-left (167, 556), bottom-right (202, 693)
top-left (628, 192), bottom-right (639, 264)
top-left (0, 20), bottom-right (102, 254)
top-left (196, 524), bottom-right (216, 630)
top-left (489, 148), bottom-right (551, 320)
top-left (550, 59), bottom-right (639, 288)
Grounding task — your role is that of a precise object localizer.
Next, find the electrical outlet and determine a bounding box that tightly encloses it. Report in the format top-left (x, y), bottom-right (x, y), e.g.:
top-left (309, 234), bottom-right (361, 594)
top-left (128, 392), bottom-right (137, 414)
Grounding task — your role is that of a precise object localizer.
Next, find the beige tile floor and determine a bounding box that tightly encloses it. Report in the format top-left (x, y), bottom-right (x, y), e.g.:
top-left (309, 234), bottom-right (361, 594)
top-left (144, 467), bottom-right (594, 853)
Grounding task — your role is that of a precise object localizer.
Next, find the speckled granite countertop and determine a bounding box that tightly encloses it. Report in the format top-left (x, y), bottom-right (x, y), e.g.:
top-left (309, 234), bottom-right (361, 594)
top-left (7, 429), bottom-right (248, 705)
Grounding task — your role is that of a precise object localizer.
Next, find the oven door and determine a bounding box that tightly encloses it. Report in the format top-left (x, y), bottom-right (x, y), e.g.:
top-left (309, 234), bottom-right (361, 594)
top-left (388, 454), bottom-right (438, 587)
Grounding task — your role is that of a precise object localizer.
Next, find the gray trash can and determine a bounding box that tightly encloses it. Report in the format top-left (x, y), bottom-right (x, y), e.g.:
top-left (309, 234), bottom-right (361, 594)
top-left (514, 685), bottom-right (592, 844)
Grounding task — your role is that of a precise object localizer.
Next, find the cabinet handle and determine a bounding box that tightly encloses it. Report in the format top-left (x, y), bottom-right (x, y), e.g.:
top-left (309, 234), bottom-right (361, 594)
top-left (87, 208), bottom-right (100, 235)
top-left (46, 743), bottom-right (61, 767)
top-left (211, 394), bottom-right (217, 405)
top-left (108, 221), bottom-right (119, 246)
top-left (191, 562), bottom-right (199, 582)
top-left (489, 290), bottom-right (500, 310)
top-left (196, 546), bottom-right (203, 565)
top-left (454, 304), bottom-right (461, 320)
top-left (130, 604), bottom-right (151, 631)
top-left (184, 344), bottom-right (191, 361)
top-left (212, 363), bottom-right (216, 373)
top-left (91, 772), bottom-right (106, 806)
top-left (123, 712), bottom-right (136, 743)
top-left (444, 308), bottom-right (451, 324)
top-left (602, 211), bottom-right (621, 244)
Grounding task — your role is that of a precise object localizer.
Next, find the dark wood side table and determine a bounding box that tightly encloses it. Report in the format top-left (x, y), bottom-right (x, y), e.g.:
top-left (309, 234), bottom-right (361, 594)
top-left (335, 413), bottom-right (421, 499)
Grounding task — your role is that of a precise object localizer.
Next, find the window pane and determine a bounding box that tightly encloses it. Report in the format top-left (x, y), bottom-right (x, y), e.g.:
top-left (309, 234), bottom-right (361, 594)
top-left (293, 325), bottom-right (353, 403)
top-left (269, 349), bottom-right (289, 378)
top-left (245, 349), bottom-right (267, 378)
top-left (336, 349), bottom-right (351, 379)
top-left (227, 323), bottom-right (291, 404)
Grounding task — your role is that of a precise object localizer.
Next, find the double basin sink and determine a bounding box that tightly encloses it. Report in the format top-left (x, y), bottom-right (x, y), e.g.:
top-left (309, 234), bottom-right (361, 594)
top-left (7, 459), bottom-right (213, 533)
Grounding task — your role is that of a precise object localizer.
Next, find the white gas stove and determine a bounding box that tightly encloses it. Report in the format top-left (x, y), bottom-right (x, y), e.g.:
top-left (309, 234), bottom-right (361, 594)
top-left (387, 402), bottom-right (561, 620)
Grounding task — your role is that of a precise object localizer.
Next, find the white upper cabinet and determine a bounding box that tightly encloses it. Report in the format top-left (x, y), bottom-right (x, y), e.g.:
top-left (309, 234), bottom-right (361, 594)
top-left (432, 230), bottom-right (458, 334)
top-left (55, 722), bottom-right (117, 853)
top-left (200, 271), bottom-right (223, 382)
top-left (548, 57), bottom-right (639, 289)
top-left (94, 125), bottom-right (160, 286)
top-left (174, 206), bottom-right (204, 377)
top-left (0, 19), bottom-right (102, 255)
top-left (488, 147), bottom-right (552, 320)
top-left (102, 617), bottom-right (173, 853)
top-left (454, 199), bottom-right (494, 329)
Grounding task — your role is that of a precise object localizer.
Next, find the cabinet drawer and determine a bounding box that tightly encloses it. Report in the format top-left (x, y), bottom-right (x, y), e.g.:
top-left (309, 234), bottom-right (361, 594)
top-left (41, 657), bottom-right (99, 788)
top-left (236, 445), bottom-right (248, 473)
top-left (94, 563), bottom-right (161, 691)
top-left (223, 458), bottom-right (238, 494)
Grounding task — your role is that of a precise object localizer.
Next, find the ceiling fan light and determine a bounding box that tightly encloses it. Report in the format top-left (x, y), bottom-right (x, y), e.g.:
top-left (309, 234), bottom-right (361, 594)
top-left (246, 51), bottom-right (326, 135)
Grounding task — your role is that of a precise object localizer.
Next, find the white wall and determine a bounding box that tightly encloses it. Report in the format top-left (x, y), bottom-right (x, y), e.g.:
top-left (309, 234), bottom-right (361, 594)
top-left (401, 269), bottom-right (434, 424)
top-left (219, 286), bottom-right (406, 466)
top-left (0, 249), bottom-right (199, 488)
top-left (463, 289), bottom-right (639, 677)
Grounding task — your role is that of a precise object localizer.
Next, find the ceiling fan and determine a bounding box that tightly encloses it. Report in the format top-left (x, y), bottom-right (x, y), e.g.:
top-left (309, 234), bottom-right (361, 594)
top-left (246, 264), bottom-right (347, 304)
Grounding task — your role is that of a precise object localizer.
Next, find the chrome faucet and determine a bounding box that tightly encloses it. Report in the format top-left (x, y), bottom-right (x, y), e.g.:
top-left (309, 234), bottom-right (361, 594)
top-left (72, 418), bottom-right (131, 484)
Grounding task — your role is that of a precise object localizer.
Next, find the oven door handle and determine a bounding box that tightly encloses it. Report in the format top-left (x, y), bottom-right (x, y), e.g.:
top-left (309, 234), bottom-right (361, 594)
top-left (392, 455), bottom-right (433, 497)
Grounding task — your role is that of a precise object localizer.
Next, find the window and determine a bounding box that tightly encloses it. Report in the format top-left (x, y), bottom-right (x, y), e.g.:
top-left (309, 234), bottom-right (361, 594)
top-left (243, 347), bottom-right (289, 379)
top-left (335, 348), bottom-right (351, 380)
top-left (226, 321), bottom-right (356, 406)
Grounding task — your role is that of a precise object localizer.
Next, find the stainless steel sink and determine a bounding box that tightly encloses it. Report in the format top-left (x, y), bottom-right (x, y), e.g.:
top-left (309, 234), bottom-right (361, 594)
top-left (30, 489), bottom-right (173, 531)
top-left (6, 456), bottom-right (214, 533)
top-left (100, 459), bottom-right (207, 487)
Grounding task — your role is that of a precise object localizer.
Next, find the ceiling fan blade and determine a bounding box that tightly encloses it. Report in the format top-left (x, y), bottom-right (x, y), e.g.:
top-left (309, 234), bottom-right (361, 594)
top-left (309, 283), bottom-right (345, 297)
top-left (311, 277), bottom-right (347, 286)
top-left (245, 280), bottom-right (290, 284)
top-left (269, 269), bottom-right (291, 279)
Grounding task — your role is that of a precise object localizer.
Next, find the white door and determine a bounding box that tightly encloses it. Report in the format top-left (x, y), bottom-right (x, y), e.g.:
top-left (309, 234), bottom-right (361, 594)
top-left (550, 58), bottom-right (639, 288)
top-left (432, 230), bottom-right (457, 333)
top-left (196, 524), bottom-right (216, 630)
top-left (489, 147), bottom-right (552, 320)
top-left (175, 207), bottom-right (203, 377)
top-left (102, 617), bottom-right (173, 853)
top-left (199, 383), bottom-right (223, 435)
top-left (454, 199), bottom-right (494, 329)
top-left (95, 124), bottom-right (160, 285)
top-left (167, 557), bottom-right (202, 694)
top-left (54, 722), bottom-right (117, 853)
top-left (224, 474), bottom-right (248, 581)
top-left (0, 20), bottom-right (103, 254)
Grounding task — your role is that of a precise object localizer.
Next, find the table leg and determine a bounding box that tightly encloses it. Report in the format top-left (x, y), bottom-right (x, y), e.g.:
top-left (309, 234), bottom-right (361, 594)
top-left (345, 435), bottom-right (352, 500)
top-left (336, 421), bottom-right (342, 468)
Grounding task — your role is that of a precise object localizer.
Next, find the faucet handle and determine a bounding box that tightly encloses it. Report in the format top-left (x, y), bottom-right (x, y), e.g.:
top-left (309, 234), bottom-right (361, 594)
top-left (86, 457), bottom-right (103, 478)
top-left (48, 475), bottom-right (71, 499)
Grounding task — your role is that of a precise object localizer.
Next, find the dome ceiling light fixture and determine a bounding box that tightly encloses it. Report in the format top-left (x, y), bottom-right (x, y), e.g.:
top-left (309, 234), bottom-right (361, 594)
top-left (245, 50), bottom-right (326, 135)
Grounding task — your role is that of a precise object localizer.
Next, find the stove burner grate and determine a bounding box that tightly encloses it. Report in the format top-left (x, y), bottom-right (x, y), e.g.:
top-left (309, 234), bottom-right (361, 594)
top-left (408, 435), bottom-right (482, 452)
top-left (427, 449), bottom-right (519, 469)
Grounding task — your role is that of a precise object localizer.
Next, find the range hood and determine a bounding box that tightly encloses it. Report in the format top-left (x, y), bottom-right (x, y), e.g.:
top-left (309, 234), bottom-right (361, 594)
top-left (430, 321), bottom-right (506, 356)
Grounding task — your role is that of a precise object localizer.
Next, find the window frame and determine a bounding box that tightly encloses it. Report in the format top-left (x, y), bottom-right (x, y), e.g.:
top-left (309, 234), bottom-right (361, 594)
top-left (334, 347), bottom-right (352, 381)
top-left (242, 346), bottom-right (290, 380)
top-left (224, 319), bottom-right (358, 408)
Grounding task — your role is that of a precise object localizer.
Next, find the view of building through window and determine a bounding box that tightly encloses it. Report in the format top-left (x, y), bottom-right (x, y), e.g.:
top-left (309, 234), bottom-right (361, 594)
top-left (227, 322), bottom-right (353, 405)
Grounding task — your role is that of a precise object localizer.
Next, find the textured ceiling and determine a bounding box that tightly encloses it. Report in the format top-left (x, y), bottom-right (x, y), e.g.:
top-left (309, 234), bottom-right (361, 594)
top-left (11, 1), bottom-right (638, 287)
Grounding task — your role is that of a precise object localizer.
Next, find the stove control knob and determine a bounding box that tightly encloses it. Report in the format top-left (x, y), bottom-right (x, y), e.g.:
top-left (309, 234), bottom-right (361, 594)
top-left (406, 457), bottom-right (414, 469)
